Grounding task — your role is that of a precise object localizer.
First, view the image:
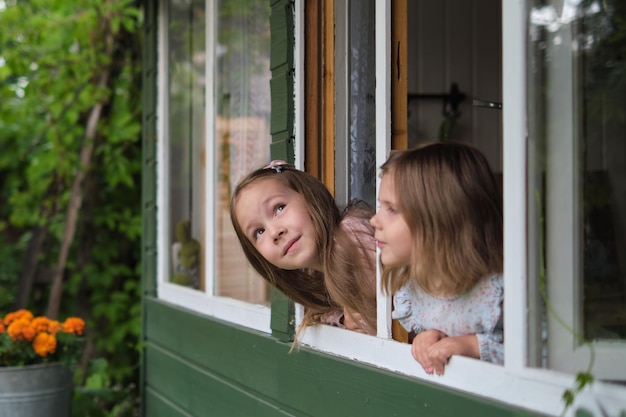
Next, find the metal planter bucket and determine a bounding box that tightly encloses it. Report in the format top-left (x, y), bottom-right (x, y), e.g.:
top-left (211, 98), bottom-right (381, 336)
top-left (0, 362), bottom-right (72, 417)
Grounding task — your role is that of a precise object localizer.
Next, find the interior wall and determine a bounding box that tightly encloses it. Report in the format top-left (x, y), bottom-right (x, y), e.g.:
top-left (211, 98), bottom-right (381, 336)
top-left (407, 0), bottom-right (503, 172)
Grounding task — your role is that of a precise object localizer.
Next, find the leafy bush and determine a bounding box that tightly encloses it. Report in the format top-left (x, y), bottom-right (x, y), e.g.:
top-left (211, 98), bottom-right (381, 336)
top-left (0, 0), bottom-right (144, 414)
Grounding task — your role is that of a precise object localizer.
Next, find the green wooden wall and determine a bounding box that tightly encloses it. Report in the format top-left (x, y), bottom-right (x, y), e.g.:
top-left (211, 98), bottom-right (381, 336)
top-left (140, 0), bottom-right (542, 416)
top-left (268, 0), bottom-right (296, 343)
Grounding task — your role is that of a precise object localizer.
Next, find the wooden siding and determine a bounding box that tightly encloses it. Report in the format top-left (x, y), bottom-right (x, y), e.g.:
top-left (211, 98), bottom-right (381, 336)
top-left (269, 0), bottom-right (295, 172)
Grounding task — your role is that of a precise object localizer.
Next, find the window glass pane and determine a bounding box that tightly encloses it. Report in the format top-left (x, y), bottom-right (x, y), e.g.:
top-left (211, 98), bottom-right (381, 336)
top-left (348, 0), bottom-right (376, 206)
top-left (213, 0), bottom-right (271, 304)
top-left (167, 0), bottom-right (206, 290)
top-left (528, 0), bottom-right (626, 377)
top-left (578, 1), bottom-right (626, 342)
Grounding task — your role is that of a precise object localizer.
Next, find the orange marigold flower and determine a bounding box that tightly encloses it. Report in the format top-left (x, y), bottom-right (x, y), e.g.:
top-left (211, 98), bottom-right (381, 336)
top-left (4, 309), bottom-right (33, 325)
top-left (30, 316), bottom-right (52, 333)
top-left (33, 332), bottom-right (57, 357)
top-left (7, 318), bottom-right (37, 341)
top-left (47, 320), bottom-right (62, 334)
top-left (0, 321), bottom-right (5, 334)
top-left (62, 317), bottom-right (85, 335)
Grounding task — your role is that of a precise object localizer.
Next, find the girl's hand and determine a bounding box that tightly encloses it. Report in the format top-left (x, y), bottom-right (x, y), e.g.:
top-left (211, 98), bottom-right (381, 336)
top-left (425, 334), bottom-right (480, 376)
top-left (411, 329), bottom-right (447, 374)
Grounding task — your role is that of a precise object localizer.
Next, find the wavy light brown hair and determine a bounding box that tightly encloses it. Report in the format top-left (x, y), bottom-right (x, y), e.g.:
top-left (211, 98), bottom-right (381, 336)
top-left (380, 142), bottom-right (503, 296)
top-left (230, 164), bottom-right (377, 335)
top-left (325, 202), bottom-right (377, 335)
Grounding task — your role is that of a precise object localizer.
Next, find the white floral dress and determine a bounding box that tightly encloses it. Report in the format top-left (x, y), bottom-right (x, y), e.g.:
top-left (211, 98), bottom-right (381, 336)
top-left (392, 274), bottom-right (504, 364)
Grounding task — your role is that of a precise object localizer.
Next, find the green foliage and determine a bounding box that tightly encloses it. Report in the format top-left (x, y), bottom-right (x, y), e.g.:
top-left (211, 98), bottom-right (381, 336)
top-left (0, 233), bottom-right (24, 311)
top-left (72, 358), bottom-right (139, 417)
top-left (0, 0), bottom-right (143, 413)
top-left (562, 372), bottom-right (596, 410)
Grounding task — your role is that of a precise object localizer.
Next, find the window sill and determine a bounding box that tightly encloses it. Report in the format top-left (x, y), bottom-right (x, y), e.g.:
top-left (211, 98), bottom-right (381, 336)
top-left (157, 282), bottom-right (271, 333)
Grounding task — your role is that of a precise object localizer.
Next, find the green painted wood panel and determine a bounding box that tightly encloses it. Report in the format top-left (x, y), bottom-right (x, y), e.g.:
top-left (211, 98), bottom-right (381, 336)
top-left (269, 137), bottom-right (295, 165)
top-left (269, 290), bottom-right (294, 342)
top-left (144, 297), bottom-right (543, 417)
top-left (144, 389), bottom-right (188, 417)
top-left (141, 1), bottom-right (158, 416)
top-left (269, 0), bottom-right (296, 340)
top-left (270, 0), bottom-right (293, 72)
top-left (270, 72), bottom-right (294, 136)
top-left (145, 344), bottom-right (302, 417)
top-left (142, 0), bottom-right (158, 298)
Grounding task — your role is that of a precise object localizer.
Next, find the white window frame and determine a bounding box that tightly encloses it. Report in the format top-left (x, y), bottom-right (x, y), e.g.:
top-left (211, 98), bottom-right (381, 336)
top-left (155, 0), bottom-right (271, 334)
top-left (296, 1), bottom-right (626, 416)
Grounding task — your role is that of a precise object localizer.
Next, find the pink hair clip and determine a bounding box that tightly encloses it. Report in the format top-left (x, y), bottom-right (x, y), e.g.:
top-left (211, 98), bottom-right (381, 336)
top-left (264, 160), bottom-right (289, 173)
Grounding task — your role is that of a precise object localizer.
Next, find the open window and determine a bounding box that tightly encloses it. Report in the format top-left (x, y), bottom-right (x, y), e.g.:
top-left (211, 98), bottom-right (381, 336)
top-left (299, 0), bottom-right (503, 342)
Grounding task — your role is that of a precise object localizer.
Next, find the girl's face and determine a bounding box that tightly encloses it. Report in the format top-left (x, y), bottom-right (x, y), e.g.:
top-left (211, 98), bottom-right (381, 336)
top-left (234, 177), bottom-right (322, 272)
top-left (370, 173), bottom-right (413, 267)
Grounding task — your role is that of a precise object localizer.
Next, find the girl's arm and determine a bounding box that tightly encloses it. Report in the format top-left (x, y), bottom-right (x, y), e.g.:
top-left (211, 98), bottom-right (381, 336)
top-left (412, 332), bottom-right (480, 375)
top-left (416, 332), bottom-right (503, 375)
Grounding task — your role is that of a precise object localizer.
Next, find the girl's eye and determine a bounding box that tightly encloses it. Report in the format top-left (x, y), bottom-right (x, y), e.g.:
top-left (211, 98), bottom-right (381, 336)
top-left (274, 204), bottom-right (285, 215)
top-left (386, 205), bottom-right (397, 214)
top-left (254, 229), bottom-right (265, 240)
top-left (383, 205), bottom-right (396, 214)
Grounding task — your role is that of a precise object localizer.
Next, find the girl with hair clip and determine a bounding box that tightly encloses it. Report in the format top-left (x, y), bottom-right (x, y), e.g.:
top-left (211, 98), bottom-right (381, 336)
top-left (230, 161), bottom-right (377, 340)
top-left (370, 142), bottom-right (503, 376)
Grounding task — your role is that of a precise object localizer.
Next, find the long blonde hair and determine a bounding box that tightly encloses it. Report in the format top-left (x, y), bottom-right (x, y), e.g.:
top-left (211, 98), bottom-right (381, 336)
top-left (230, 164), bottom-right (377, 335)
top-left (380, 142), bottom-right (503, 296)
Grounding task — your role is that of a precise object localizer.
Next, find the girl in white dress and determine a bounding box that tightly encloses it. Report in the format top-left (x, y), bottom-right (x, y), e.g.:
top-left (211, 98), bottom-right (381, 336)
top-left (370, 142), bottom-right (503, 375)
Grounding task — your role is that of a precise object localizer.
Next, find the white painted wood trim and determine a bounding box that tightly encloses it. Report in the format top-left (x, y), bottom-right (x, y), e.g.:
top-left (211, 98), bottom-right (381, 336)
top-left (160, 282), bottom-right (271, 333)
top-left (294, 0), bottom-right (305, 327)
top-left (374, 0), bottom-right (393, 340)
top-left (502, 0), bottom-right (528, 374)
top-left (204, 0), bottom-right (217, 296)
top-left (294, 0), bottom-right (304, 169)
top-left (156, 0), bottom-right (169, 292)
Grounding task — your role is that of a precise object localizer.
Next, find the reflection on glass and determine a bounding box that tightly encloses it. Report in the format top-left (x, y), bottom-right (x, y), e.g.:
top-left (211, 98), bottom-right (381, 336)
top-left (167, 0), bottom-right (206, 290)
top-left (213, 0), bottom-right (271, 304)
top-left (166, 0), bottom-right (270, 305)
top-left (528, 0), bottom-right (626, 374)
top-left (578, 0), bottom-right (626, 341)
